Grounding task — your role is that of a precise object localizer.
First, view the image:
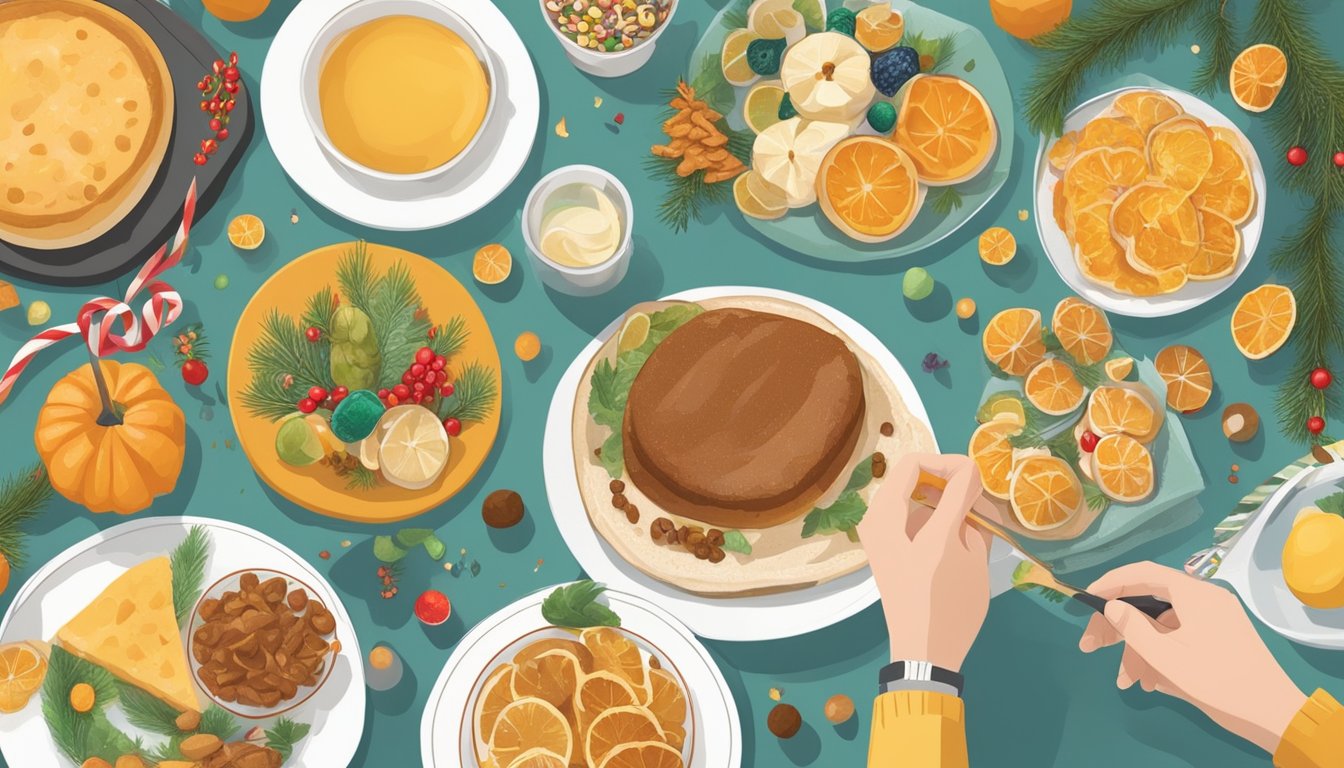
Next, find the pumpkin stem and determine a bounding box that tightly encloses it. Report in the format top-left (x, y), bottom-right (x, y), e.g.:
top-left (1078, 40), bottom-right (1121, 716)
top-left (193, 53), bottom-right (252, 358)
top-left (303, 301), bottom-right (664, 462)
top-left (85, 332), bottom-right (123, 427)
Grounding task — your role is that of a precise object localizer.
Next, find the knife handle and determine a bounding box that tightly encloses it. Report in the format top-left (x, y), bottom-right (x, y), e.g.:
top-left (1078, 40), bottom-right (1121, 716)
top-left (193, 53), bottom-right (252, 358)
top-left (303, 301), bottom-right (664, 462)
top-left (1073, 592), bottom-right (1174, 621)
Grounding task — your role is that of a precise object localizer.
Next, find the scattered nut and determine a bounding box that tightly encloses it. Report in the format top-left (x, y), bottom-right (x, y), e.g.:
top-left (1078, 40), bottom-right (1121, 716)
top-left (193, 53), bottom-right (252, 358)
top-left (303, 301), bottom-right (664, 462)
top-left (824, 694), bottom-right (855, 724)
top-left (1221, 403), bottom-right (1260, 442)
top-left (880, 422), bottom-right (894, 436)
top-left (482, 489), bottom-right (525, 528)
top-left (609, 479), bottom-right (626, 494)
top-left (768, 703), bottom-right (803, 739)
top-left (175, 709), bottom-right (201, 731)
top-left (180, 733), bottom-right (224, 760)
top-left (612, 493), bottom-right (629, 509)
top-left (625, 506), bottom-right (640, 524)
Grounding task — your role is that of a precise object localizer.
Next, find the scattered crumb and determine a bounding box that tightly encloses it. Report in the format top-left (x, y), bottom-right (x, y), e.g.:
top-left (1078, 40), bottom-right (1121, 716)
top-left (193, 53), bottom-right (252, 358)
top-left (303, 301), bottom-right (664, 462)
top-left (499, 582), bottom-right (507, 589)
top-left (555, 117), bottom-right (569, 139)
top-left (290, 209), bottom-right (299, 224)
top-left (1231, 464), bottom-right (1240, 472)
top-left (1228, 475), bottom-right (1239, 484)
top-left (1017, 209), bottom-right (1029, 221)
top-left (224, 439), bottom-right (234, 450)
top-left (341, 540), bottom-right (352, 548)
top-left (534, 559), bottom-right (544, 573)
top-left (768, 687), bottom-right (783, 701)
top-left (318, 550), bottom-right (330, 560)
top-left (211, 441), bottom-right (217, 449)
top-left (444, 562), bottom-right (453, 572)
top-left (1191, 44), bottom-right (1201, 54)
top-left (594, 96), bottom-right (603, 108)
top-left (460, 548), bottom-right (468, 557)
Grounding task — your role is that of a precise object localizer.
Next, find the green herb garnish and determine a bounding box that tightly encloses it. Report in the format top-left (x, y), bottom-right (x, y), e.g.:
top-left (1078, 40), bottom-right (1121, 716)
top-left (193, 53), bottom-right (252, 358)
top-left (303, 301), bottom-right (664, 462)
top-left (170, 525), bottom-right (210, 625)
top-left (541, 580), bottom-right (622, 629)
top-left (1314, 490), bottom-right (1344, 516)
top-left (721, 530), bottom-right (752, 554)
top-left (801, 457), bottom-right (876, 541)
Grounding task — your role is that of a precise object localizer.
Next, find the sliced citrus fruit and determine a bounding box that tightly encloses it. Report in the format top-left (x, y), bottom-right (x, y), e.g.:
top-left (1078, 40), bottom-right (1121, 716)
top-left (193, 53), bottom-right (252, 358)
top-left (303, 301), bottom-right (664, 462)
top-left (1110, 89), bottom-right (1184, 135)
top-left (1074, 116), bottom-right (1145, 156)
top-left (816, 137), bottom-right (921, 243)
top-left (1230, 43), bottom-right (1288, 112)
top-left (378, 405), bottom-right (451, 489)
top-left (1146, 116), bottom-right (1214, 193)
top-left (1155, 344), bottom-right (1213, 413)
top-left (855, 3), bottom-right (904, 52)
top-left (976, 392), bottom-right (1027, 426)
top-left (893, 75), bottom-right (997, 186)
top-left (1024, 358), bottom-right (1086, 416)
top-left (1189, 207), bottom-right (1240, 281)
top-left (586, 706), bottom-right (665, 768)
top-left (1008, 455), bottom-right (1083, 531)
top-left (512, 649), bottom-right (582, 710)
top-left (982, 308), bottom-right (1045, 376)
top-left (1061, 148), bottom-right (1147, 207)
top-left (1052, 297), bottom-right (1113, 365)
top-left (1104, 356), bottom-right (1134, 382)
top-left (1052, 180), bottom-right (1068, 232)
top-left (978, 226), bottom-right (1016, 265)
top-left (1109, 182), bottom-right (1197, 290)
top-left (646, 668), bottom-right (687, 750)
top-left (1091, 434), bottom-right (1155, 503)
top-left (749, 0), bottom-right (805, 43)
top-left (1193, 127), bottom-right (1256, 225)
top-left (227, 214), bottom-right (265, 250)
top-left (618, 312), bottom-right (652, 354)
top-left (598, 741), bottom-right (685, 768)
top-left (474, 243), bottom-right (513, 285)
top-left (721, 29), bottom-right (761, 87)
top-left (514, 637), bottom-right (595, 672)
top-left (1048, 131), bottom-right (1079, 172)
top-left (475, 664), bottom-right (517, 746)
top-left (576, 670), bottom-right (640, 722)
top-left (733, 170), bottom-right (789, 221)
top-left (489, 697), bottom-right (574, 767)
top-left (1231, 284), bottom-right (1296, 360)
top-left (508, 748), bottom-right (568, 768)
top-left (0, 641), bottom-right (47, 714)
top-left (969, 418), bottom-right (1023, 500)
top-left (744, 80), bottom-right (787, 134)
top-left (1087, 385), bottom-right (1163, 443)
top-left (581, 628), bottom-right (646, 693)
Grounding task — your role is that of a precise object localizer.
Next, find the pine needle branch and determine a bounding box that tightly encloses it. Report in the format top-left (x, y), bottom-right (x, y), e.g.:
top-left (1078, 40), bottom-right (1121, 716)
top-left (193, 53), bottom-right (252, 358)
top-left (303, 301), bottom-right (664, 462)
top-left (438, 362), bottom-right (499, 423)
top-left (1190, 0), bottom-right (1237, 95)
top-left (170, 526), bottom-right (210, 625)
top-left (0, 463), bottom-right (52, 569)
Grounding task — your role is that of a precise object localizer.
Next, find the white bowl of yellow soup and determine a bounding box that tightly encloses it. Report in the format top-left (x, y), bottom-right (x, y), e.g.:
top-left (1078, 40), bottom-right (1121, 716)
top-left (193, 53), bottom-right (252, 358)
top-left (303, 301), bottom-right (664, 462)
top-left (301, 0), bottom-right (497, 181)
top-left (522, 165), bottom-right (634, 296)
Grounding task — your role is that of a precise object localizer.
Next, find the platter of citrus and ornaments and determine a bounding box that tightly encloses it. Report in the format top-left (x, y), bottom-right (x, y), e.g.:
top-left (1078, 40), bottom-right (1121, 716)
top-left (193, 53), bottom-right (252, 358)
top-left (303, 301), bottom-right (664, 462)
top-left (227, 241), bottom-right (502, 522)
top-left (686, 0), bottom-right (1012, 260)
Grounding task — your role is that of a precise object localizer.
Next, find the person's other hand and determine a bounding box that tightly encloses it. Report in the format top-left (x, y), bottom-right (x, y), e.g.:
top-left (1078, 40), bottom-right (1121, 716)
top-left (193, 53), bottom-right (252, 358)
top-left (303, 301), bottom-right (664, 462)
top-left (1080, 561), bottom-right (1306, 753)
top-left (857, 453), bottom-right (992, 672)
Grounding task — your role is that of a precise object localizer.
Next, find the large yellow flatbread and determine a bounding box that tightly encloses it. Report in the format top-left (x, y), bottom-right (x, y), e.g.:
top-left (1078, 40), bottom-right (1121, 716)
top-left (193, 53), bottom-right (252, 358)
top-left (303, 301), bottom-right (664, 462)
top-left (55, 556), bottom-right (200, 713)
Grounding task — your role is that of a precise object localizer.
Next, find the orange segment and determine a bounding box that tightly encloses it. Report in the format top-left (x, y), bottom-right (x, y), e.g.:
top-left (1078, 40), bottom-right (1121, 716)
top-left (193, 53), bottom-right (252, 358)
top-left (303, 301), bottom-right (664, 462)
top-left (646, 668), bottom-right (687, 750)
top-left (581, 628), bottom-right (646, 693)
top-left (1090, 434), bottom-right (1155, 503)
top-left (978, 226), bottom-right (1017, 265)
top-left (1052, 181), bottom-right (1068, 231)
top-left (474, 243), bottom-right (513, 285)
top-left (1024, 358), bottom-right (1086, 416)
top-left (586, 706), bottom-right (665, 768)
top-left (1110, 89), bottom-right (1184, 135)
top-left (1230, 43), bottom-right (1288, 112)
top-left (597, 741), bottom-right (685, 768)
top-left (512, 649), bottom-right (581, 710)
top-left (1009, 455), bottom-right (1083, 531)
top-left (893, 75), bottom-right (997, 185)
top-left (1147, 116), bottom-right (1214, 193)
top-left (1104, 356), bottom-right (1134, 381)
top-left (489, 697), bottom-right (574, 767)
top-left (1048, 131), bottom-right (1078, 172)
top-left (1155, 344), bottom-right (1213, 413)
top-left (1052, 297), bottom-right (1113, 365)
top-left (854, 4), bottom-right (905, 52)
top-left (1109, 182), bottom-right (1197, 292)
top-left (1189, 208), bottom-right (1240, 281)
top-left (1193, 127), bottom-right (1255, 225)
top-left (982, 308), bottom-right (1045, 376)
top-left (227, 214), bottom-right (265, 250)
top-left (969, 418), bottom-right (1022, 500)
top-left (0, 642), bottom-right (47, 714)
top-left (475, 664), bottom-right (517, 748)
top-left (816, 137), bottom-right (921, 243)
top-left (1231, 284), bottom-right (1296, 360)
top-left (1087, 385), bottom-right (1162, 443)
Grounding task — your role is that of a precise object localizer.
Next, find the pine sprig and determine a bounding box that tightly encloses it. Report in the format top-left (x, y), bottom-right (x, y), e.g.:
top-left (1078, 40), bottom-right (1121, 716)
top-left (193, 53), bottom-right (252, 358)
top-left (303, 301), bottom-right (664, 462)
top-left (645, 158), bottom-right (731, 233)
top-left (1024, 0), bottom-right (1205, 136)
top-left (430, 316), bottom-right (469, 360)
top-left (1190, 0), bottom-right (1237, 95)
top-left (42, 647), bottom-right (139, 765)
top-left (0, 463), bottom-right (53, 569)
top-left (170, 525), bottom-right (210, 625)
top-left (240, 309), bottom-right (331, 421)
top-left (363, 260), bottom-right (432, 389)
top-left (301, 286), bottom-right (337, 337)
top-left (929, 187), bottom-right (964, 216)
top-left (438, 362), bottom-right (499, 423)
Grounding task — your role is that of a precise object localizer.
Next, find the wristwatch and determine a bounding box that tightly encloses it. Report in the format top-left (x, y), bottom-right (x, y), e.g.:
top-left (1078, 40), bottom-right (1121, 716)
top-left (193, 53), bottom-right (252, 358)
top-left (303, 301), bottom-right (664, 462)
top-left (878, 660), bottom-right (964, 697)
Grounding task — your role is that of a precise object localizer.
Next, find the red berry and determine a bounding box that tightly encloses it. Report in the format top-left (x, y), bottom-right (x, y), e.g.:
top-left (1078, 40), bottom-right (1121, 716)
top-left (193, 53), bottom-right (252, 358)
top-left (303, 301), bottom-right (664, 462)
top-left (411, 363), bottom-right (427, 378)
top-left (306, 326), bottom-right (322, 342)
top-left (443, 417), bottom-right (462, 437)
top-left (230, 51), bottom-right (239, 65)
top-left (440, 383), bottom-right (455, 397)
top-left (1334, 152), bottom-right (1344, 168)
top-left (430, 358), bottom-right (445, 371)
top-left (224, 66), bottom-right (240, 82)
top-left (208, 98), bottom-right (221, 112)
top-left (216, 128), bottom-right (230, 141)
top-left (209, 118), bottom-right (222, 132)
top-left (308, 386), bottom-right (329, 402)
top-left (224, 81), bottom-right (239, 94)
top-left (1288, 146), bottom-right (1308, 166)
top-left (193, 153), bottom-right (208, 166)
top-left (412, 393), bottom-right (424, 404)
top-left (400, 372), bottom-right (414, 386)
top-left (377, 388), bottom-right (390, 399)
top-left (1079, 430), bottom-right (1099, 453)
top-left (386, 394), bottom-right (400, 406)
top-left (413, 381), bottom-right (426, 393)
top-left (416, 347), bottom-right (435, 365)
top-left (200, 100), bottom-right (210, 111)
top-left (333, 386), bottom-right (350, 401)
top-left (213, 58), bottom-right (225, 72)
top-left (614, 112), bottom-right (625, 125)
top-left (298, 397), bottom-right (318, 414)
top-left (1312, 367), bottom-right (1334, 389)
top-left (1308, 416), bottom-right (1327, 435)
top-left (225, 100), bottom-right (237, 112)
top-left (393, 384), bottom-right (411, 400)
top-left (181, 359), bottom-right (209, 386)
top-left (414, 590), bottom-right (452, 625)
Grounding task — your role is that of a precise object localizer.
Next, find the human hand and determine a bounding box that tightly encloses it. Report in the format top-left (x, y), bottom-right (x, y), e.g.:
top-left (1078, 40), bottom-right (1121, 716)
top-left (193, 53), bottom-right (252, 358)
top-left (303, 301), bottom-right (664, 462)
top-left (1080, 561), bottom-right (1306, 753)
top-left (857, 453), bottom-right (992, 672)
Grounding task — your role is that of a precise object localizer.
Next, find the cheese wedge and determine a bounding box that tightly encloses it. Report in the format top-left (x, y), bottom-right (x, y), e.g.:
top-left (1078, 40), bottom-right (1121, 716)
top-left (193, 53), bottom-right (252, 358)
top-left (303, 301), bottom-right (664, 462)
top-left (56, 556), bottom-right (201, 713)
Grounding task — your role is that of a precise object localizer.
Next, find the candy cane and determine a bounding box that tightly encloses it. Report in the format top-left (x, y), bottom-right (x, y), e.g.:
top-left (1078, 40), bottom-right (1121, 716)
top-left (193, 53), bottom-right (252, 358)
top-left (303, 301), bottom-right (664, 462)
top-left (0, 179), bottom-right (198, 407)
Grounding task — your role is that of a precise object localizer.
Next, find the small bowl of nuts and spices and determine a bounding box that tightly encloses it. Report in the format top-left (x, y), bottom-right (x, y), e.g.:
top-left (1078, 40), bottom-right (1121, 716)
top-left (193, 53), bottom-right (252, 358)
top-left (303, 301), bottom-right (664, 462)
top-left (189, 569), bottom-right (340, 718)
top-left (541, 0), bottom-right (676, 78)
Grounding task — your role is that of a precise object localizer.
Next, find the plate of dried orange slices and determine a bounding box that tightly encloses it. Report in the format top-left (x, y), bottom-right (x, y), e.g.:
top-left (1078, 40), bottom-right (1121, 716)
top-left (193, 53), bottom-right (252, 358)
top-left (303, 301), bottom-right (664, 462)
top-left (1034, 78), bottom-right (1266, 317)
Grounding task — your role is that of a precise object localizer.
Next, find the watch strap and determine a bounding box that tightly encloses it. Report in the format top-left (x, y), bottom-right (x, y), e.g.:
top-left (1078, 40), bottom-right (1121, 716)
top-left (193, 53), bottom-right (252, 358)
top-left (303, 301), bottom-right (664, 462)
top-left (878, 660), bottom-right (964, 697)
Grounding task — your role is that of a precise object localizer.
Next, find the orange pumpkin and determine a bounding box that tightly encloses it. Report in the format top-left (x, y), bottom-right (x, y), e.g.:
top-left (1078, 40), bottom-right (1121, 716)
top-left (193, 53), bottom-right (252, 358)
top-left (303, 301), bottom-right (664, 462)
top-left (34, 361), bottom-right (185, 514)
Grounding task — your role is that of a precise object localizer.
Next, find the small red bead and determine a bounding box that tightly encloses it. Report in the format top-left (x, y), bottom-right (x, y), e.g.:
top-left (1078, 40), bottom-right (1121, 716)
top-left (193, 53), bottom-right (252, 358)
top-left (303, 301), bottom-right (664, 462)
top-left (216, 128), bottom-right (230, 141)
top-left (298, 397), bottom-right (318, 414)
top-left (308, 386), bottom-right (329, 402)
top-left (333, 385), bottom-right (349, 398)
top-left (305, 326), bottom-right (322, 342)
top-left (440, 384), bottom-right (455, 397)
top-left (193, 153), bottom-right (208, 166)
top-left (319, 550), bottom-right (331, 560)
top-left (614, 112), bottom-right (625, 125)
top-left (402, 371), bottom-right (416, 385)
top-left (1288, 146), bottom-right (1309, 166)
top-left (1311, 367), bottom-right (1334, 389)
top-left (1079, 430), bottom-right (1099, 453)
top-left (413, 381), bottom-right (426, 393)
top-left (1308, 415), bottom-right (1327, 435)
top-left (433, 355), bottom-right (447, 369)
top-left (443, 417), bottom-right (462, 437)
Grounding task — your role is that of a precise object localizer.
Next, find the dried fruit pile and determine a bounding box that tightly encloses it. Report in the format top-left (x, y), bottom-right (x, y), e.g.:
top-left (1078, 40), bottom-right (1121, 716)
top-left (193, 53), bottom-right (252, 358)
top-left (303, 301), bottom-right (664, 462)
top-left (652, 82), bottom-right (746, 183)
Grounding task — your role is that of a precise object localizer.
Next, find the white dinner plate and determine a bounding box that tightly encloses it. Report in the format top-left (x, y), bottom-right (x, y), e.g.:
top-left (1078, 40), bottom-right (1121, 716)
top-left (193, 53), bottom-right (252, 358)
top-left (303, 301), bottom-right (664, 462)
top-left (261, 0), bottom-right (540, 230)
top-left (1033, 84), bottom-right (1267, 318)
top-left (0, 516), bottom-right (366, 767)
top-left (420, 585), bottom-right (741, 767)
top-left (543, 286), bottom-right (1019, 642)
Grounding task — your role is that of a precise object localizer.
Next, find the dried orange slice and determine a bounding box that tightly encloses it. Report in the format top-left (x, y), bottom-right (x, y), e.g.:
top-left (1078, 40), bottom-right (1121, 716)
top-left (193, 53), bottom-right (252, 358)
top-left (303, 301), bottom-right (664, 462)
top-left (1189, 208), bottom-right (1240, 281)
top-left (1147, 116), bottom-right (1214, 193)
top-left (597, 741), bottom-right (685, 768)
top-left (1061, 148), bottom-right (1147, 208)
top-left (1109, 183), bottom-right (1197, 291)
top-left (474, 244), bottom-right (513, 285)
top-left (1074, 116), bottom-right (1146, 155)
top-left (586, 706), bottom-right (665, 768)
top-left (490, 697), bottom-right (574, 767)
top-left (1193, 127), bottom-right (1256, 225)
top-left (893, 75), bottom-right (997, 186)
top-left (1231, 284), bottom-right (1296, 360)
top-left (581, 628), bottom-right (646, 693)
top-left (646, 668), bottom-right (688, 750)
top-left (855, 3), bottom-right (905, 52)
top-left (1110, 89), bottom-right (1184, 135)
top-left (508, 749), bottom-right (568, 768)
top-left (1230, 43), bottom-right (1288, 112)
top-left (1024, 359), bottom-right (1086, 416)
top-left (475, 664), bottom-right (517, 746)
top-left (576, 670), bottom-right (640, 719)
top-left (1048, 131), bottom-right (1078, 172)
top-left (982, 308), bottom-right (1045, 376)
top-left (734, 171), bottom-right (789, 221)
top-left (969, 418), bottom-right (1022, 499)
top-left (0, 641), bottom-right (47, 714)
top-left (1052, 181), bottom-right (1068, 231)
top-left (1009, 456), bottom-right (1083, 531)
top-left (978, 226), bottom-right (1017, 265)
top-left (514, 637), bottom-right (595, 674)
top-left (1068, 202), bottom-right (1164, 296)
top-left (1104, 356), bottom-right (1134, 382)
top-left (816, 137), bottom-right (921, 243)
top-left (1155, 345), bottom-right (1213, 413)
top-left (1052, 297), bottom-right (1113, 365)
top-left (227, 214), bottom-right (265, 250)
top-left (1087, 385), bottom-right (1162, 443)
top-left (1091, 434), bottom-right (1155, 503)
top-left (512, 649), bottom-right (581, 710)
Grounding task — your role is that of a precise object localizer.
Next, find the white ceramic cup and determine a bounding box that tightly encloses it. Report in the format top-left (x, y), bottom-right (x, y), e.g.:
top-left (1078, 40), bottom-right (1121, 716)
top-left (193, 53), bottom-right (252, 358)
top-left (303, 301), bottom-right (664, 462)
top-left (522, 165), bottom-right (634, 297)
top-left (539, 0), bottom-right (677, 78)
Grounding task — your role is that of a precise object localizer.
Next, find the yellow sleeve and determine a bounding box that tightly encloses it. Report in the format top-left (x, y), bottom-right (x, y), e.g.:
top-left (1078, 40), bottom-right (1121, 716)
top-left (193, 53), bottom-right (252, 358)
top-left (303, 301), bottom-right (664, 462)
top-left (867, 690), bottom-right (968, 768)
top-left (1274, 689), bottom-right (1344, 768)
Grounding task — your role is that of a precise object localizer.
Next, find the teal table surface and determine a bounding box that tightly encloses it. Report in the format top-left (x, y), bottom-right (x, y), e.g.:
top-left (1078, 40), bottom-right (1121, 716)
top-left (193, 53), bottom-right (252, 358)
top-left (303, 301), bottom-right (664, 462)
top-left (2, 0), bottom-right (1341, 766)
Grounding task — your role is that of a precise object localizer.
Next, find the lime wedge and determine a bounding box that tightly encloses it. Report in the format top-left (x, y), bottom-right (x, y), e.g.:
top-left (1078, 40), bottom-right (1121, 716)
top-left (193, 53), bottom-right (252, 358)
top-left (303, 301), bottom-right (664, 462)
top-left (618, 312), bottom-right (652, 353)
top-left (744, 80), bottom-right (786, 134)
top-left (276, 414), bottom-right (324, 467)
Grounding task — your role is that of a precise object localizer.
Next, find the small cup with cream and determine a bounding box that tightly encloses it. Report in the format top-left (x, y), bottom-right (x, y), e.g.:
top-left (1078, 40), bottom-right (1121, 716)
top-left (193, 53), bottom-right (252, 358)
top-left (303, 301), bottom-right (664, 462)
top-left (522, 165), bottom-right (633, 296)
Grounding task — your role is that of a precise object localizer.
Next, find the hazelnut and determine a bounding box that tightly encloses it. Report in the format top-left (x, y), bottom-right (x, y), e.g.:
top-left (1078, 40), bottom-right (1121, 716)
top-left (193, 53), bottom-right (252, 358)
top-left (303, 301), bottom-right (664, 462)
top-left (707, 529), bottom-right (725, 546)
top-left (625, 506), bottom-right (640, 524)
top-left (693, 544), bottom-right (711, 559)
top-left (1221, 403), bottom-right (1260, 443)
top-left (650, 521), bottom-right (665, 540)
top-left (880, 422), bottom-right (894, 436)
top-left (612, 493), bottom-right (629, 509)
top-left (767, 703), bottom-right (803, 739)
top-left (482, 489), bottom-right (525, 528)
top-left (648, 655), bottom-right (661, 669)
top-left (872, 461), bottom-right (887, 479)
top-left (707, 546), bottom-right (726, 563)
top-left (824, 694), bottom-right (855, 723)
top-left (609, 479), bottom-right (626, 494)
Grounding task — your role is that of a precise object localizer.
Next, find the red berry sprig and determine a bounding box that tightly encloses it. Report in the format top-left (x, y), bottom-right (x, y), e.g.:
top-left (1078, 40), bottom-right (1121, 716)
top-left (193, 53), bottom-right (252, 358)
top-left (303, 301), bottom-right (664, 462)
top-left (378, 346), bottom-right (452, 408)
top-left (1311, 367), bottom-right (1334, 389)
top-left (173, 324), bottom-right (210, 386)
top-left (377, 565), bottom-right (400, 600)
top-left (1287, 146), bottom-right (1309, 167)
top-left (1308, 415), bottom-right (1327, 435)
top-left (1334, 152), bottom-right (1344, 169)
top-left (193, 52), bottom-right (242, 165)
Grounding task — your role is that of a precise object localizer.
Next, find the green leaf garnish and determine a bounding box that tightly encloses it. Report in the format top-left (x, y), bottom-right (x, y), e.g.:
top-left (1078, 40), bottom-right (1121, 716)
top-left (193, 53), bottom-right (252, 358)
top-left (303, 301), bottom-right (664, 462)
top-left (170, 525), bottom-right (210, 626)
top-left (1315, 490), bottom-right (1344, 515)
top-left (373, 535), bottom-right (407, 563)
top-left (541, 580), bottom-right (622, 629)
top-left (801, 490), bottom-right (867, 538)
top-left (721, 530), bottom-right (752, 554)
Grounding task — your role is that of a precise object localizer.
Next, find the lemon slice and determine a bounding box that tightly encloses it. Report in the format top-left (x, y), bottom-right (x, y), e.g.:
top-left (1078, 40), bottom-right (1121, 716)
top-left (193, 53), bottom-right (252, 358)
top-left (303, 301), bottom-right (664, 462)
top-left (744, 80), bottom-right (786, 134)
top-left (749, 0), bottom-right (805, 44)
top-left (721, 29), bottom-right (761, 87)
top-left (618, 312), bottom-right (651, 353)
top-left (733, 170), bottom-right (789, 220)
top-left (378, 405), bottom-right (450, 490)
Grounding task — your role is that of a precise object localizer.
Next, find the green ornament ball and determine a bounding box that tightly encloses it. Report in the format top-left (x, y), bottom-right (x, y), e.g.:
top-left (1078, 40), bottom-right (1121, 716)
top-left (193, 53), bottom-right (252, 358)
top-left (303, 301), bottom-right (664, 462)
top-left (747, 37), bottom-right (787, 76)
top-left (826, 7), bottom-right (856, 36)
top-left (213, 274), bottom-right (230, 290)
top-left (902, 267), bottom-right (935, 301)
top-left (866, 102), bottom-right (897, 133)
top-left (330, 389), bottom-right (385, 443)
